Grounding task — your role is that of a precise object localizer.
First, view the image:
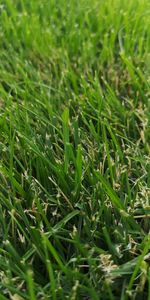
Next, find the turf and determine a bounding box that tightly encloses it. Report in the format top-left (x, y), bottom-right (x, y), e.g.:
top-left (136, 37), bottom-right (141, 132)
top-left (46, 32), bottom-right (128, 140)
top-left (0, 0), bottom-right (150, 299)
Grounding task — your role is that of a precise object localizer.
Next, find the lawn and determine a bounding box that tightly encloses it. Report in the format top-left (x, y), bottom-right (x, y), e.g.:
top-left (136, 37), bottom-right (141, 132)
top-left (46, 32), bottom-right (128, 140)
top-left (0, 0), bottom-right (150, 299)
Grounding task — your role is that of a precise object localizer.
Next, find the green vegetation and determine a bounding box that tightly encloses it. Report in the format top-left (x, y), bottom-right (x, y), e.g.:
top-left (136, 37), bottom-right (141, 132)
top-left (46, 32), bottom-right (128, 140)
top-left (0, 0), bottom-right (150, 299)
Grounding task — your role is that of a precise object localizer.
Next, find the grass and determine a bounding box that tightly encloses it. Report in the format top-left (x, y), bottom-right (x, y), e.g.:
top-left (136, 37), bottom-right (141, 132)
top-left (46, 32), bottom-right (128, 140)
top-left (0, 0), bottom-right (150, 299)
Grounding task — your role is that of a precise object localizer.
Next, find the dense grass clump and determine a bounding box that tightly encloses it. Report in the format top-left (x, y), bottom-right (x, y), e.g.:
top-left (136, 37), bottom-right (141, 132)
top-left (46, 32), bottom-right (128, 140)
top-left (0, 0), bottom-right (150, 299)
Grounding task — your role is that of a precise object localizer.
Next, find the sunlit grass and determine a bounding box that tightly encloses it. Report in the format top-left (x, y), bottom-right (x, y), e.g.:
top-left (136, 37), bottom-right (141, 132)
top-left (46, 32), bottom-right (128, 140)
top-left (0, 0), bottom-right (150, 299)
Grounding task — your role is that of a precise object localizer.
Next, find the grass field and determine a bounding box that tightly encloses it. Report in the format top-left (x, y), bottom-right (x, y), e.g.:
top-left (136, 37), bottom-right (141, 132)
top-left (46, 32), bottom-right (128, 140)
top-left (0, 0), bottom-right (150, 299)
